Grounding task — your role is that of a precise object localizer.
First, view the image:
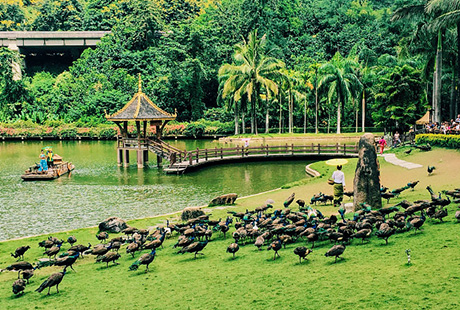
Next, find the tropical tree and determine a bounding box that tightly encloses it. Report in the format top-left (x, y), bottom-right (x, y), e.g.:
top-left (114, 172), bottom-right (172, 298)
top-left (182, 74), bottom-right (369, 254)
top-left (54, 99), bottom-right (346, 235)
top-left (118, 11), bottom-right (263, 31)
top-left (218, 29), bottom-right (284, 134)
top-left (373, 58), bottom-right (426, 131)
top-left (319, 52), bottom-right (360, 134)
top-left (426, 0), bottom-right (460, 118)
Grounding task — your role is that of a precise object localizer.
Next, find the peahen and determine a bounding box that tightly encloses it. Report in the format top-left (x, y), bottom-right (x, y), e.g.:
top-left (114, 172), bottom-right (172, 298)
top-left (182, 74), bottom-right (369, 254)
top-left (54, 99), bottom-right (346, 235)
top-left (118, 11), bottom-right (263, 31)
top-left (1, 261), bottom-right (34, 279)
top-left (96, 232), bottom-right (109, 243)
top-left (226, 243), bottom-right (239, 259)
top-left (44, 243), bottom-right (62, 259)
top-left (129, 249), bottom-right (156, 272)
top-left (178, 240), bottom-right (209, 259)
top-left (12, 279), bottom-right (26, 295)
top-left (325, 244), bottom-right (346, 263)
top-left (36, 271), bottom-right (65, 295)
top-left (96, 252), bottom-right (121, 268)
top-left (427, 166), bottom-right (436, 175)
top-left (267, 240), bottom-right (282, 260)
top-left (11, 246), bottom-right (30, 261)
top-left (21, 269), bottom-right (34, 283)
top-left (375, 223), bottom-right (396, 245)
top-left (293, 246), bottom-right (312, 264)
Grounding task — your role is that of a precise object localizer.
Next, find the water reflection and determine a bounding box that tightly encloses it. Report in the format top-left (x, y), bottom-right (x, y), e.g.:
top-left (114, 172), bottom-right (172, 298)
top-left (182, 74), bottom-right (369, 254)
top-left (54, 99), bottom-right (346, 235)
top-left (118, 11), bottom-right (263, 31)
top-left (0, 140), bottom-right (310, 240)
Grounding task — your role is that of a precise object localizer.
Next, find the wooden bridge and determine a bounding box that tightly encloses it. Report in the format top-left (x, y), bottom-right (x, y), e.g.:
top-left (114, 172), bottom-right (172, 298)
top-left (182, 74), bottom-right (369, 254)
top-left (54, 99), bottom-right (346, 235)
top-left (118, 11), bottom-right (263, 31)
top-left (117, 138), bottom-right (359, 174)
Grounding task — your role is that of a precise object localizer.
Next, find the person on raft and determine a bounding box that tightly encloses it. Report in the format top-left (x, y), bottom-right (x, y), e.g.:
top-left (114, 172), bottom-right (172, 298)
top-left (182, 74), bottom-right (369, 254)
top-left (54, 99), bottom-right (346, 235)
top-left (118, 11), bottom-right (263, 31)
top-left (38, 150), bottom-right (48, 173)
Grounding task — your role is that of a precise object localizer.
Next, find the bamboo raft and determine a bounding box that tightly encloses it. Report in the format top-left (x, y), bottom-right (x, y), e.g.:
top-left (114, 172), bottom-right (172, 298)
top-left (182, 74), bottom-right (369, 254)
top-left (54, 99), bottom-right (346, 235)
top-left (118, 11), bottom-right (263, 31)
top-left (21, 154), bottom-right (75, 181)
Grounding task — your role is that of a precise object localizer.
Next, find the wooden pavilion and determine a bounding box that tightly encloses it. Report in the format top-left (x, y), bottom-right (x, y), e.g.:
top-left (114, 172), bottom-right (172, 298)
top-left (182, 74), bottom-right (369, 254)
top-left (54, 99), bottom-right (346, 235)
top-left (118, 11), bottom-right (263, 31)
top-left (106, 75), bottom-right (177, 168)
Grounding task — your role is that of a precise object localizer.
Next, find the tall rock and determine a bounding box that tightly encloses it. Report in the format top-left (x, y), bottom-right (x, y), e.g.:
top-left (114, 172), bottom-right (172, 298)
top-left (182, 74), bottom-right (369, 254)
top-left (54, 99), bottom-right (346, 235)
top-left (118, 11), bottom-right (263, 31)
top-left (353, 133), bottom-right (382, 210)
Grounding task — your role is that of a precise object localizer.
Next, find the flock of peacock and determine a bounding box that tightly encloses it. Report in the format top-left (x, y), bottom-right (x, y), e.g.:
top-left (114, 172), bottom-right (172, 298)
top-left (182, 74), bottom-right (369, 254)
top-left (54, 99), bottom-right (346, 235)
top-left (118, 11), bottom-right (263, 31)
top-left (2, 180), bottom-right (460, 296)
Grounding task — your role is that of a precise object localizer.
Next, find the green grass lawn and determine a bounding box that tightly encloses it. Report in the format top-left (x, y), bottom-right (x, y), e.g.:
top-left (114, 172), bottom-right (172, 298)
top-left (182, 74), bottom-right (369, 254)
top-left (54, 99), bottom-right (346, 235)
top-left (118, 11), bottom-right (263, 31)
top-left (0, 146), bottom-right (459, 310)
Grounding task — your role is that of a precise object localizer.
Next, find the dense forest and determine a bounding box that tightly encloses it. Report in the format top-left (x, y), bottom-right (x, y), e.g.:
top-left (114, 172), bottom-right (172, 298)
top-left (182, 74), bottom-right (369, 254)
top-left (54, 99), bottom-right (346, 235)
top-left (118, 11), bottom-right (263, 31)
top-left (0, 0), bottom-right (459, 134)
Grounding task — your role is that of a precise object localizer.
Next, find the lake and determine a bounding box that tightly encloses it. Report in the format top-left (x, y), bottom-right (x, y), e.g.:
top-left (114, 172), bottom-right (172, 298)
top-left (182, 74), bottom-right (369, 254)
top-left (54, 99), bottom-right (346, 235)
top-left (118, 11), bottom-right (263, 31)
top-left (0, 139), bottom-right (311, 240)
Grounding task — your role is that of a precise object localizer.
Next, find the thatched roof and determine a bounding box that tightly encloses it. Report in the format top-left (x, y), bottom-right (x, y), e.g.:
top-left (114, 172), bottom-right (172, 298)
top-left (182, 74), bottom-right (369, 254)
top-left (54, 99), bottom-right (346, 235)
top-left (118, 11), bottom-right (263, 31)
top-left (106, 77), bottom-right (176, 122)
top-left (416, 111), bottom-right (430, 125)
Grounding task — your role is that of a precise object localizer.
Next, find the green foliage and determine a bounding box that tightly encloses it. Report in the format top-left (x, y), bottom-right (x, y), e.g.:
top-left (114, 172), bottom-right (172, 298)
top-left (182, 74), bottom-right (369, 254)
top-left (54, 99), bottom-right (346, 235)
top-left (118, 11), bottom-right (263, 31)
top-left (184, 121), bottom-right (206, 137)
top-left (372, 57), bottom-right (426, 131)
top-left (415, 133), bottom-right (460, 148)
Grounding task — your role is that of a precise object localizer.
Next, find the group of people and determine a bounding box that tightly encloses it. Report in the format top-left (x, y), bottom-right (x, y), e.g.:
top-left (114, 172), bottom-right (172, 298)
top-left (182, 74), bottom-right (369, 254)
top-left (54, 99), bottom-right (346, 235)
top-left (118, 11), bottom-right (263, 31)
top-left (38, 149), bottom-right (54, 172)
top-left (425, 115), bottom-right (460, 134)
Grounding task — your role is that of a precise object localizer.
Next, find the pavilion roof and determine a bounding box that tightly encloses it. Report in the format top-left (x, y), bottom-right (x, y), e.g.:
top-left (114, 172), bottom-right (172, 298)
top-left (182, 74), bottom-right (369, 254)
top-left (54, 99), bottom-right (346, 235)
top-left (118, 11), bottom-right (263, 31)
top-left (106, 77), bottom-right (176, 122)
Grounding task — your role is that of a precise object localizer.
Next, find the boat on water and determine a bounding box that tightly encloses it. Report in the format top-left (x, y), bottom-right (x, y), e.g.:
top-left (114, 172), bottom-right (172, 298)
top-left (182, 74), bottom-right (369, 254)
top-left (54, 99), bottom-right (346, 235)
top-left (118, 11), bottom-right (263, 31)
top-left (21, 154), bottom-right (75, 181)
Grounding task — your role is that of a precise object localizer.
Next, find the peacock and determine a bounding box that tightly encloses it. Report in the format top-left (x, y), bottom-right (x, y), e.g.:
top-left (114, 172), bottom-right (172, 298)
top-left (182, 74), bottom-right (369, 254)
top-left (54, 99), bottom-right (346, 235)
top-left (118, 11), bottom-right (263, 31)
top-left (36, 271), bottom-right (65, 295)
top-left (407, 181), bottom-right (419, 191)
top-left (96, 252), bottom-right (121, 268)
top-left (427, 166), bottom-right (436, 175)
top-left (226, 243), bottom-right (239, 259)
top-left (293, 246), bottom-right (312, 264)
top-left (129, 249), bottom-right (156, 272)
top-left (67, 236), bottom-right (77, 246)
top-left (53, 253), bottom-right (79, 272)
top-left (11, 246), bottom-right (30, 261)
top-left (12, 279), bottom-right (26, 295)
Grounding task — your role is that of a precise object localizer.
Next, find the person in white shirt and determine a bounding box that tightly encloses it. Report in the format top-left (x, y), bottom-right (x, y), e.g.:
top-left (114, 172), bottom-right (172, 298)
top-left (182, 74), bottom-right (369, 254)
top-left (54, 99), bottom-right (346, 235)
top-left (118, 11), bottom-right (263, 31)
top-left (331, 165), bottom-right (345, 207)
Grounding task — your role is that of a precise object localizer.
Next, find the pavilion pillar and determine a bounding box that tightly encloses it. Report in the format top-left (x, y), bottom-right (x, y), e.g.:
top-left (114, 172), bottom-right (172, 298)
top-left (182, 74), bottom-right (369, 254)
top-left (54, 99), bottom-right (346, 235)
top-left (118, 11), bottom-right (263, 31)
top-left (117, 149), bottom-right (123, 167)
top-left (157, 155), bottom-right (162, 167)
top-left (123, 150), bottom-right (130, 167)
top-left (137, 150), bottom-right (144, 169)
top-left (144, 150), bottom-right (149, 165)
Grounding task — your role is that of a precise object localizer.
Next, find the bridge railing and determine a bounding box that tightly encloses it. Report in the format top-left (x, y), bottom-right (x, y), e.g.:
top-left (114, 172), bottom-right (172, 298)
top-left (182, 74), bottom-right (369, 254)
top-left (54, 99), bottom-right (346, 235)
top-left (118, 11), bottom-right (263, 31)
top-left (182, 143), bottom-right (358, 165)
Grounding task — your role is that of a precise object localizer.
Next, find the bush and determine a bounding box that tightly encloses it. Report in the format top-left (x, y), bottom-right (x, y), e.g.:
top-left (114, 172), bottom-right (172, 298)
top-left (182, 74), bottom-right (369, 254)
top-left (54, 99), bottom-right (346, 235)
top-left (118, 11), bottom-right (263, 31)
top-left (58, 128), bottom-right (78, 139)
top-left (415, 134), bottom-right (460, 149)
top-left (184, 122), bottom-right (206, 138)
top-left (98, 127), bottom-right (118, 139)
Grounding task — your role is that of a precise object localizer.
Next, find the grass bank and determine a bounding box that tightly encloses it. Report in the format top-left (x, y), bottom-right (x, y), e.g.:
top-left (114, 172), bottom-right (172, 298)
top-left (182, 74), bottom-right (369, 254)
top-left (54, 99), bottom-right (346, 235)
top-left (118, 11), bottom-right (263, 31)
top-left (0, 146), bottom-right (459, 309)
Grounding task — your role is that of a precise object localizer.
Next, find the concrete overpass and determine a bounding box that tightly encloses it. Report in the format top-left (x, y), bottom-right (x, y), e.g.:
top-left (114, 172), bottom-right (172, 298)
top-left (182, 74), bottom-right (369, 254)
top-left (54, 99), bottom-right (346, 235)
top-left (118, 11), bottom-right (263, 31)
top-left (0, 31), bottom-right (110, 79)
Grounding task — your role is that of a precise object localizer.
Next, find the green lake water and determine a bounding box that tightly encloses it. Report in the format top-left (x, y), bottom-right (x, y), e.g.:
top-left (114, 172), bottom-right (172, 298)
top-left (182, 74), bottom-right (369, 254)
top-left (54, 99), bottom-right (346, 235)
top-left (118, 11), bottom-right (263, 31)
top-left (0, 139), bottom-right (311, 241)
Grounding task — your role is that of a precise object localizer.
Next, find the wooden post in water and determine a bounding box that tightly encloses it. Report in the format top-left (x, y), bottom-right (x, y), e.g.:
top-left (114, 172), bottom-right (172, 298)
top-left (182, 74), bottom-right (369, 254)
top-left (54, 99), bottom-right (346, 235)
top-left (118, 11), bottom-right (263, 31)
top-left (144, 150), bottom-right (149, 165)
top-left (117, 149), bottom-right (123, 167)
top-left (123, 149), bottom-right (130, 167)
top-left (137, 150), bottom-right (144, 169)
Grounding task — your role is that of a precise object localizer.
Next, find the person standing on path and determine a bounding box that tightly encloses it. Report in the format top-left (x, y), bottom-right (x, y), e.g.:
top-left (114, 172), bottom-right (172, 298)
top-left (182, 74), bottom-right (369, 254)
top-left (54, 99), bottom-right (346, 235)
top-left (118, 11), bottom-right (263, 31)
top-left (331, 165), bottom-right (345, 207)
top-left (378, 136), bottom-right (387, 155)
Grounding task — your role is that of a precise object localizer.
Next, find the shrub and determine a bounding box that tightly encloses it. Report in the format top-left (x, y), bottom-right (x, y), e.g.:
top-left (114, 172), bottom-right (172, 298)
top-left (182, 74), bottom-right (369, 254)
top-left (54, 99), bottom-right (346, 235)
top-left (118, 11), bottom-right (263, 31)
top-left (58, 128), bottom-right (78, 139)
top-left (98, 127), bottom-right (117, 139)
top-left (415, 134), bottom-right (460, 149)
top-left (184, 122), bottom-right (205, 138)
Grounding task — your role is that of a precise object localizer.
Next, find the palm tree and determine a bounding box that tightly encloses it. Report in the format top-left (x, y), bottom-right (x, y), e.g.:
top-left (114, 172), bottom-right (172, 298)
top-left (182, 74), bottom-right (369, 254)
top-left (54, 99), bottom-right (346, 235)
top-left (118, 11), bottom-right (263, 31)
top-left (426, 0), bottom-right (460, 117)
top-left (299, 72), bottom-right (314, 133)
top-left (319, 52), bottom-right (360, 134)
top-left (218, 30), bottom-right (284, 134)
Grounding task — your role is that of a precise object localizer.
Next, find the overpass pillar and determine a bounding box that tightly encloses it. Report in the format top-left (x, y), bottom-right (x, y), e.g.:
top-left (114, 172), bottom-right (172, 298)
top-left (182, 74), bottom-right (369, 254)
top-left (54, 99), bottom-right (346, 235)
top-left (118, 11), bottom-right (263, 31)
top-left (7, 39), bottom-right (22, 81)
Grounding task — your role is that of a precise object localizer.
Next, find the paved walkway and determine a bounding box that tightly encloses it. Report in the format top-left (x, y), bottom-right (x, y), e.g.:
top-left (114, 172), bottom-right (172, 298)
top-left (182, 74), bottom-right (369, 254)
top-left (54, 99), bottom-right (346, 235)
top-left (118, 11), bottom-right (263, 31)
top-left (380, 153), bottom-right (423, 169)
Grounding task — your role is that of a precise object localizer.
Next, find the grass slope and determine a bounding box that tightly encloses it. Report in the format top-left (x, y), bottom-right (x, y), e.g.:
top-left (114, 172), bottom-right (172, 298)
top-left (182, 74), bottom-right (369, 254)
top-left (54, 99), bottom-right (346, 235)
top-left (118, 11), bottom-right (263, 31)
top-left (0, 146), bottom-right (459, 310)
